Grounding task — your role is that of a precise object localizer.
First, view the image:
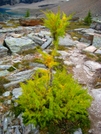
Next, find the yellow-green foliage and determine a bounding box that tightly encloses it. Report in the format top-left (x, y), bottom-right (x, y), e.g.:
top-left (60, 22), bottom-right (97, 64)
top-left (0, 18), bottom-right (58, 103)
top-left (37, 50), bottom-right (58, 69)
top-left (17, 68), bottom-right (92, 131)
top-left (43, 10), bottom-right (72, 50)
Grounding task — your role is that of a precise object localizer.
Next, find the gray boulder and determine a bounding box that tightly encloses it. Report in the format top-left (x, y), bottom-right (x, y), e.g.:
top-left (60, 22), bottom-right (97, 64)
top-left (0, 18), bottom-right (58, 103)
top-left (4, 37), bottom-right (35, 53)
top-left (90, 22), bottom-right (101, 30)
top-left (95, 24), bottom-right (101, 30)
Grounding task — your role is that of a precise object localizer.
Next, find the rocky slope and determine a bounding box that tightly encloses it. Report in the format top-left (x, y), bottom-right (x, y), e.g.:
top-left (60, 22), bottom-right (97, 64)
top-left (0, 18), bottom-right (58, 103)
top-left (1, 0), bottom-right (101, 20)
top-left (51, 0), bottom-right (101, 18)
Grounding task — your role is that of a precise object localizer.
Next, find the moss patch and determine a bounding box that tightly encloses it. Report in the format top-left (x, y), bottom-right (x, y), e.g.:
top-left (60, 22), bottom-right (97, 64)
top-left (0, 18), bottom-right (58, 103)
top-left (69, 31), bottom-right (82, 40)
top-left (19, 47), bottom-right (40, 56)
top-left (0, 19), bottom-right (20, 28)
top-left (83, 52), bottom-right (101, 63)
top-left (7, 66), bottom-right (16, 72)
top-left (67, 21), bottom-right (89, 31)
top-left (0, 77), bottom-right (10, 95)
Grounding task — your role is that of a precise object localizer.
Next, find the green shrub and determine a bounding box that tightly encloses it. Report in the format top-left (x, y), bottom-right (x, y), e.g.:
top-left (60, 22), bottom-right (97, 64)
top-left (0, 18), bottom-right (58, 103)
top-left (17, 68), bottom-right (92, 132)
top-left (84, 11), bottom-right (92, 26)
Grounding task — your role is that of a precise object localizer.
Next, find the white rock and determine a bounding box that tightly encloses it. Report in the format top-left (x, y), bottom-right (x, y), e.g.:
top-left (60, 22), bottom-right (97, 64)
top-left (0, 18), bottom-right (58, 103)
top-left (0, 70), bottom-right (9, 77)
top-left (84, 60), bottom-right (101, 72)
top-left (95, 49), bottom-right (101, 54)
top-left (40, 30), bottom-right (51, 36)
top-left (73, 128), bottom-right (82, 134)
top-left (92, 88), bottom-right (101, 101)
top-left (0, 65), bottom-right (12, 70)
top-left (64, 61), bottom-right (73, 65)
top-left (12, 88), bottom-right (22, 99)
top-left (3, 91), bottom-right (11, 97)
top-left (57, 50), bottom-right (69, 59)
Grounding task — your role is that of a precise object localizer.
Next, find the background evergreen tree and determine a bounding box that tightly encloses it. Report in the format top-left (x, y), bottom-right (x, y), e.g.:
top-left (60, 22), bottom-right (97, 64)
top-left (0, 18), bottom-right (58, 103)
top-left (84, 11), bottom-right (92, 26)
top-left (25, 9), bottom-right (30, 18)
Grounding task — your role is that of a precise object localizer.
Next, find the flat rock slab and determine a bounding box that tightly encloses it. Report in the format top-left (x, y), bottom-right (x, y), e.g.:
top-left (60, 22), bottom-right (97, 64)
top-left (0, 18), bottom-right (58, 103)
top-left (81, 28), bottom-right (95, 34)
top-left (6, 69), bottom-right (35, 81)
top-left (39, 30), bottom-right (51, 36)
top-left (4, 69), bottom-right (35, 88)
top-left (58, 50), bottom-right (70, 59)
top-left (59, 36), bottom-right (76, 47)
top-left (83, 46), bottom-right (97, 53)
top-left (76, 42), bottom-right (89, 50)
top-left (4, 37), bottom-right (35, 53)
top-left (0, 65), bottom-right (12, 70)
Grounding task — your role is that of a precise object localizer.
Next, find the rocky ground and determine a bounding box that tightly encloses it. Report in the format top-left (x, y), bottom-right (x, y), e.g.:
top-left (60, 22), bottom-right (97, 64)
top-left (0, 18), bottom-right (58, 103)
top-left (0, 1), bottom-right (101, 133)
top-left (0, 19), bottom-right (101, 134)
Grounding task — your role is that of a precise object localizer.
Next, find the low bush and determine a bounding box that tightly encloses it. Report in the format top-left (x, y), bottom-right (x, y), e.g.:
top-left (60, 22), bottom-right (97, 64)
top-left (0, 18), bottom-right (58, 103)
top-left (17, 68), bottom-right (92, 133)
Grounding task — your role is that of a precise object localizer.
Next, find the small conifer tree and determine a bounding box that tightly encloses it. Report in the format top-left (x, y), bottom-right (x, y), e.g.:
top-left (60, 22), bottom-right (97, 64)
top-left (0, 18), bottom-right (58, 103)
top-left (15, 11), bottom-right (92, 133)
top-left (84, 11), bottom-right (92, 25)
